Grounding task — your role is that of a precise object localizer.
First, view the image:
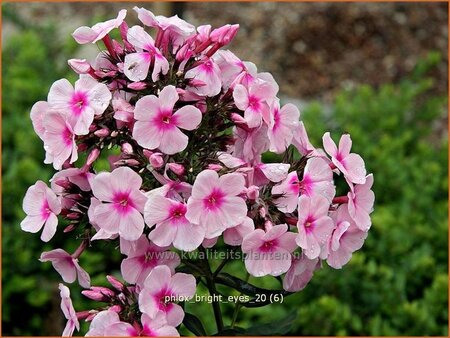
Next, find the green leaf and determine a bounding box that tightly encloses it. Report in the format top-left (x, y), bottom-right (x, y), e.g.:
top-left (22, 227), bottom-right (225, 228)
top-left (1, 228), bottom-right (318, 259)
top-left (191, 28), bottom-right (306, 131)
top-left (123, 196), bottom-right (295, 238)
top-left (183, 312), bottom-right (207, 336)
top-left (245, 311), bottom-right (297, 335)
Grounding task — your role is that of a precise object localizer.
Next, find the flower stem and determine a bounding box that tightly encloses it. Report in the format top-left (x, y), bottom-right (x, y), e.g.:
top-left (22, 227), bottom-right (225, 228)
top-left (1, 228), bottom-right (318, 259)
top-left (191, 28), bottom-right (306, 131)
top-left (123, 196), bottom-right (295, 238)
top-left (199, 247), bottom-right (224, 333)
top-left (230, 272), bottom-right (249, 329)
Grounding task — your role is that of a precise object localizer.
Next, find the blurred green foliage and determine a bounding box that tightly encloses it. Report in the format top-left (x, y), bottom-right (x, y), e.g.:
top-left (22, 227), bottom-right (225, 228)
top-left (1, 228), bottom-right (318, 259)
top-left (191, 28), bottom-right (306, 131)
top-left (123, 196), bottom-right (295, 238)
top-left (2, 6), bottom-right (448, 336)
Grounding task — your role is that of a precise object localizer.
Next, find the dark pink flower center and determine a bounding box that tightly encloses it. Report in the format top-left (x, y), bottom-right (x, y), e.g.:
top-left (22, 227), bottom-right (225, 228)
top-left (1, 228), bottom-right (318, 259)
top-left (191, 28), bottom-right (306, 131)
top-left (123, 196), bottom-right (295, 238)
top-left (70, 91), bottom-right (89, 116)
top-left (299, 175), bottom-right (312, 195)
top-left (272, 108), bottom-right (281, 131)
top-left (154, 110), bottom-right (177, 131)
top-left (142, 250), bottom-right (158, 266)
top-left (154, 287), bottom-right (175, 312)
top-left (40, 200), bottom-right (51, 220)
top-left (112, 191), bottom-right (134, 215)
top-left (62, 126), bottom-right (73, 146)
top-left (288, 175), bottom-right (300, 194)
top-left (169, 204), bottom-right (187, 225)
top-left (140, 325), bottom-right (157, 337)
top-left (304, 216), bottom-right (316, 232)
top-left (203, 188), bottom-right (225, 211)
top-left (248, 95), bottom-right (261, 111)
top-left (200, 60), bottom-right (214, 74)
top-left (259, 239), bottom-right (278, 253)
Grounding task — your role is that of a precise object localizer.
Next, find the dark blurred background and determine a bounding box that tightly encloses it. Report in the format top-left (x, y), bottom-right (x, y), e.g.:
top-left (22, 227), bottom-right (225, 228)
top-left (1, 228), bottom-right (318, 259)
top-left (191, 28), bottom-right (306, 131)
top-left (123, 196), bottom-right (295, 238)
top-left (2, 2), bottom-right (448, 336)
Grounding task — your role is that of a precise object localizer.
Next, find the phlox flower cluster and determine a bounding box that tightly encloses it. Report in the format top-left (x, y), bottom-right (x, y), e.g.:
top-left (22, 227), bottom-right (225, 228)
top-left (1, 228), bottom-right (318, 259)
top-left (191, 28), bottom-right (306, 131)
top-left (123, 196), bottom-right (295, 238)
top-left (21, 8), bottom-right (375, 336)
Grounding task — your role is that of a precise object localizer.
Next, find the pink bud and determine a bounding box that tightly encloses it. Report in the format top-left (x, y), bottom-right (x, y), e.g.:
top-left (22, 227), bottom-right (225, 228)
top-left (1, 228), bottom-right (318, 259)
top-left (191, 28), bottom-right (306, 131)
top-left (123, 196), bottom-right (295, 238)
top-left (63, 223), bottom-right (76, 233)
top-left (231, 113), bottom-right (247, 125)
top-left (143, 149), bottom-right (153, 159)
top-left (246, 185), bottom-right (259, 200)
top-left (114, 159), bottom-right (140, 167)
top-left (85, 148), bottom-right (100, 167)
top-left (68, 59), bottom-right (91, 74)
top-left (119, 22), bottom-right (129, 42)
top-left (121, 143), bottom-right (133, 154)
top-left (149, 153), bottom-right (164, 168)
top-left (76, 310), bottom-right (92, 320)
top-left (94, 128), bottom-right (110, 138)
top-left (109, 305), bottom-right (122, 313)
top-left (207, 164), bottom-right (223, 171)
top-left (264, 220), bottom-right (274, 231)
top-left (54, 179), bottom-right (71, 190)
top-left (112, 39), bottom-right (124, 55)
top-left (176, 88), bottom-right (186, 96)
top-left (86, 311), bottom-right (98, 322)
top-left (66, 212), bottom-right (80, 220)
top-left (90, 286), bottom-right (115, 297)
top-left (110, 131), bottom-right (119, 137)
top-left (167, 163), bottom-right (185, 175)
top-left (259, 207), bottom-right (266, 218)
top-left (128, 82), bottom-right (147, 90)
top-left (211, 24), bottom-right (239, 46)
top-left (106, 275), bottom-right (124, 291)
top-left (81, 290), bottom-right (109, 302)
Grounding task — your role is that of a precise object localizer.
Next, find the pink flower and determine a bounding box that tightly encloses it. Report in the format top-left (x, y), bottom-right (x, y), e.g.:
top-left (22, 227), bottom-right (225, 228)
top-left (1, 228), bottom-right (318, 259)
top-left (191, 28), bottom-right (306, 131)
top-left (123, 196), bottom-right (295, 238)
top-left (242, 224), bottom-right (297, 277)
top-left (233, 81), bottom-right (278, 128)
top-left (40, 249), bottom-right (91, 288)
top-left (133, 7), bottom-right (195, 51)
top-left (59, 284), bottom-right (80, 337)
top-left (30, 101), bottom-right (48, 141)
top-left (325, 205), bottom-right (368, 269)
top-left (268, 100), bottom-right (300, 153)
top-left (124, 25), bottom-right (169, 82)
top-left (91, 167), bottom-right (147, 241)
top-left (43, 112), bottom-right (78, 170)
top-left (213, 50), bottom-right (245, 90)
top-left (72, 9), bottom-right (127, 44)
top-left (233, 125), bottom-right (270, 163)
top-left (348, 174), bottom-right (375, 231)
top-left (185, 58), bottom-right (222, 97)
top-left (292, 121), bottom-right (316, 156)
top-left (185, 170), bottom-right (248, 238)
top-left (105, 312), bottom-right (180, 337)
top-left (138, 265), bottom-right (196, 326)
top-left (132, 85), bottom-right (202, 155)
top-left (296, 194), bottom-right (335, 259)
top-left (120, 235), bottom-right (180, 287)
top-left (47, 77), bottom-right (111, 135)
top-left (145, 195), bottom-right (205, 251)
top-left (86, 310), bottom-right (122, 336)
top-left (21, 180), bottom-right (61, 242)
top-left (272, 158), bottom-right (335, 213)
top-left (223, 217), bottom-right (254, 246)
top-left (283, 254), bottom-right (320, 292)
top-left (323, 132), bottom-right (367, 184)
top-left (271, 172), bottom-right (301, 213)
top-left (299, 157), bottom-right (336, 201)
top-left (50, 168), bottom-right (94, 194)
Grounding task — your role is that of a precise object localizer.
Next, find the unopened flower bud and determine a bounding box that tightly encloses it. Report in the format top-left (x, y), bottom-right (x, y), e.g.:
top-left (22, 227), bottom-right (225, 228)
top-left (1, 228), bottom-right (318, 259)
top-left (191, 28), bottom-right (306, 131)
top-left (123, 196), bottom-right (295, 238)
top-left (90, 286), bottom-right (115, 297)
top-left (109, 305), bottom-right (122, 313)
top-left (264, 220), bottom-right (273, 231)
top-left (86, 310), bottom-right (99, 322)
top-left (81, 290), bottom-right (109, 302)
top-left (231, 113), bottom-right (247, 124)
top-left (128, 82), bottom-right (147, 90)
top-left (76, 310), bottom-right (92, 320)
top-left (121, 143), bottom-right (133, 154)
top-left (68, 58), bottom-right (91, 74)
top-left (167, 163), bottom-right (185, 176)
top-left (63, 223), bottom-right (76, 233)
top-left (110, 131), bottom-right (119, 137)
top-left (246, 185), bottom-right (259, 200)
top-left (94, 128), bottom-right (110, 138)
top-left (150, 153), bottom-right (164, 168)
top-left (207, 164), bottom-right (223, 171)
top-left (106, 275), bottom-right (124, 291)
top-left (259, 207), bottom-right (266, 218)
top-left (143, 149), bottom-right (153, 159)
top-left (77, 143), bottom-right (88, 152)
top-left (54, 179), bottom-right (71, 190)
top-left (65, 212), bottom-right (81, 220)
top-left (85, 148), bottom-right (100, 167)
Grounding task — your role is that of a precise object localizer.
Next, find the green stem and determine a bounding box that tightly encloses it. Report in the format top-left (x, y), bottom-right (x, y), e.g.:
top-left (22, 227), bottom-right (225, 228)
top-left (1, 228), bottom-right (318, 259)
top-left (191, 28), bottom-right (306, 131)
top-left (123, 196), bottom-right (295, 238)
top-left (230, 272), bottom-right (249, 329)
top-left (199, 247), bottom-right (224, 333)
